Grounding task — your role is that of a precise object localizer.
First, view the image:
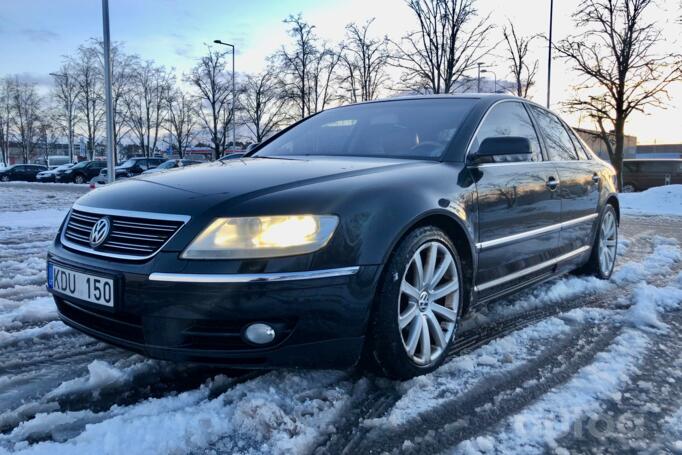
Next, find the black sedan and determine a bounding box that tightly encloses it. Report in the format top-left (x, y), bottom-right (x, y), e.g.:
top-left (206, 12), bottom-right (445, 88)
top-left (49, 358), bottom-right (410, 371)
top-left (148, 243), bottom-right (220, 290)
top-left (56, 160), bottom-right (107, 184)
top-left (0, 164), bottom-right (48, 182)
top-left (37, 163), bottom-right (75, 182)
top-left (47, 95), bottom-right (619, 379)
top-left (141, 159), bottom-right (203, 174)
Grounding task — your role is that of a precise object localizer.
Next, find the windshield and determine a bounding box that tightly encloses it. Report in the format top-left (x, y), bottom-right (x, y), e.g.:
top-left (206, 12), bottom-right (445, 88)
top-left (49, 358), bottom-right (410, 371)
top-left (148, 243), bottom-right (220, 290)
top-left (157, 160), bottom-right (177, 169)
top-left (120, 159), bottom-right (138, 168)
top-left (71, 161), bottom-right (88, 169)
top-left (255, 98), bottom-right (476, 160)
top-left (55, 164), bottom-right (72, 171)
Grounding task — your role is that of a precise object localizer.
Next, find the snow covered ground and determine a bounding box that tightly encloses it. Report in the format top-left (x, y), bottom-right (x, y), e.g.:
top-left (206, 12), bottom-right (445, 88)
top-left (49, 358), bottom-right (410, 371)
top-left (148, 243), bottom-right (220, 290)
top-left (1, 184), bottom-right (682, 454)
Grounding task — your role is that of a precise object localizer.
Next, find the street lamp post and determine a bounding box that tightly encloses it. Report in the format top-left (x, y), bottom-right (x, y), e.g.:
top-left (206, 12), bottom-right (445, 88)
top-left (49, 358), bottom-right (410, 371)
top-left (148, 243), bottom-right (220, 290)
top-left (481, 69), bottom-right (497, 93)
top-left (547, 0), bottom-right (554, 108)
top-left (213, 40), bottom-right (236, 155)
top-left (49, 72), bottom-right (75, 163)
top-left (477, 62), bottom-right (484, 92)
top-left (101, 0), bottom-right (115, 183)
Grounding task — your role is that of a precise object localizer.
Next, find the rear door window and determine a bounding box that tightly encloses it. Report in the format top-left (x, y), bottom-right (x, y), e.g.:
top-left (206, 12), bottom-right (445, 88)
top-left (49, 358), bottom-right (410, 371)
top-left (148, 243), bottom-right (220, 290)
top-left (528, 106), bottom-right (579, 161)
top-left (470, 101), bottom-right (543, 161)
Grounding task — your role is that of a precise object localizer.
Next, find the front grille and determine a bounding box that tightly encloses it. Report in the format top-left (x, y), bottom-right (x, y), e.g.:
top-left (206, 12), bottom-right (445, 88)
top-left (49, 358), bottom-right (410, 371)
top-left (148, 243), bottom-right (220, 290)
top-left (62, 208), bottom-right (187, 260)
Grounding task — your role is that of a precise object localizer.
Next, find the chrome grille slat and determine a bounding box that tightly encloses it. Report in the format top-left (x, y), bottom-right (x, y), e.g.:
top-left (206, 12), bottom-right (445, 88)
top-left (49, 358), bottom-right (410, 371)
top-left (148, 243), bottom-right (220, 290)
top-left (62, 208), bottom-right (188, 260)
top-left (110, 232), bottom-right (166, 242)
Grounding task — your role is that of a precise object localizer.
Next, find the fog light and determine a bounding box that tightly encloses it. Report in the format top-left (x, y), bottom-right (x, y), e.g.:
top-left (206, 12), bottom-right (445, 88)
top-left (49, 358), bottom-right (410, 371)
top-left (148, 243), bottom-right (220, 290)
top-left (244, 323), bottom-right (276, 344)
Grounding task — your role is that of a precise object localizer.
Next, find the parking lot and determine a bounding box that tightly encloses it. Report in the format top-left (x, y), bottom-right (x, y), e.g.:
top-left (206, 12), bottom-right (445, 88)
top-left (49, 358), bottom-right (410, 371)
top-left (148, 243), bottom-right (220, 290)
top-left (0, 183), bottom-right (681, 454)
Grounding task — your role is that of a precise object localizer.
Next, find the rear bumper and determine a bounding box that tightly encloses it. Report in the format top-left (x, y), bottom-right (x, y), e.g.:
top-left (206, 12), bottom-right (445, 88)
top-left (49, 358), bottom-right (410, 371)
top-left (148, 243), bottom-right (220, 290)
top-left (47, 249), bottom-right (381, 368)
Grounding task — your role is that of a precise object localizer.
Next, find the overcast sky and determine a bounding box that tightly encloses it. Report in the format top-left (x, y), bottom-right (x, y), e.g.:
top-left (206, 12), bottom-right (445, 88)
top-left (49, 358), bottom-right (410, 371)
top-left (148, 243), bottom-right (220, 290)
top-left (1, 0), bottom-right (681, 144)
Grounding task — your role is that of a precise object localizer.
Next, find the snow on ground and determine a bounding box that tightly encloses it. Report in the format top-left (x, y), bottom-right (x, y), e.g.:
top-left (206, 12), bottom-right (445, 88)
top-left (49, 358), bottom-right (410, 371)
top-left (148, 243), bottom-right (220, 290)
top-left (620, 184), bottom-right (682, 217)
top-left (1, 184), bottom-right (682, 454)
top-left (663, 407), bottom-right (682, 453)
top-left (453, 329), bottom-right (651, 455)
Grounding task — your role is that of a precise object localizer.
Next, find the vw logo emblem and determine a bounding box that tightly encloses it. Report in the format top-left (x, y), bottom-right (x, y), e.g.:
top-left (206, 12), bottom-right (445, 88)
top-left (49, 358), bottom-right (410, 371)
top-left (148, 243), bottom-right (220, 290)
top-left (89, 217), bottom-right (111, 248)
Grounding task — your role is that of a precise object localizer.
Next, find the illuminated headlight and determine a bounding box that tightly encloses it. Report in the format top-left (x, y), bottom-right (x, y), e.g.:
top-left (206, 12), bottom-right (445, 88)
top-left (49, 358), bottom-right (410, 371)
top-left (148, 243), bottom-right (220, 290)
top-left (181, 215), bottom-right (339, 259)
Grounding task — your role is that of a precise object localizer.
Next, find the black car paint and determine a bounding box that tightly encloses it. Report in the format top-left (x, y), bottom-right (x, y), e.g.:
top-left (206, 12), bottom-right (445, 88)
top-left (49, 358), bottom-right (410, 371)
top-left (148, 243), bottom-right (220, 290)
top-left (57, 161), bottom-right (107, 183)
top-left (0, 164), bottom-right (48, 182)
top-left (47, 95), bottom-right (619, 368)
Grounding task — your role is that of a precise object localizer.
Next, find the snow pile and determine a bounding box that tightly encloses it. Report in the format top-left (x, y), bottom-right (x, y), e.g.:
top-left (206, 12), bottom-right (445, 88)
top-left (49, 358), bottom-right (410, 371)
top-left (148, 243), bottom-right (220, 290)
top-left (626, 274), bottom-right (682, 332)
top-left (620, 184), bottom-right (682, 217)
top-left (2, 370), bottom-right (353, 455)
top-left (663, 407), bottom-right (682, 453)
top-left (454, 328), bottom-right (650, 454)
top-left (612, 237), bottom-right (682, 285)
top-left (0, 321), bottom-right (71, 348)
top-left (0, 296), bottom-right (57, 330)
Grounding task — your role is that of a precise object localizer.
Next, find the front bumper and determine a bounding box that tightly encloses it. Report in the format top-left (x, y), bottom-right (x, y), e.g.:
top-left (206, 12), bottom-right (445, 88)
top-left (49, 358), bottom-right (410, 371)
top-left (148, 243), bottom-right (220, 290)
top-left (47, 246), bottom-right (381, 368)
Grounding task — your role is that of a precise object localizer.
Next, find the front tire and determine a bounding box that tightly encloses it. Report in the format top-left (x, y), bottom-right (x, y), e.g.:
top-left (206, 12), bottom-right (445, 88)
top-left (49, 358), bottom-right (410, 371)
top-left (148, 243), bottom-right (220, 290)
top-left (366, 226), bottom-right (463, 379)
top-left (622, 183), bottom-right (636, 193)
top-left (73, 174), bottom-right (85, 184)
top-left (580, 205), bottom-right (618, 279)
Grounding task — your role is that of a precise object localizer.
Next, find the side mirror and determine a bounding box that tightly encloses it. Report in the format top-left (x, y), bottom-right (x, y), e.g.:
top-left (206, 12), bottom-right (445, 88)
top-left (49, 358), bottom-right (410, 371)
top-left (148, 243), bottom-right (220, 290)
top-left (473, 136), bottom-right (532, 163)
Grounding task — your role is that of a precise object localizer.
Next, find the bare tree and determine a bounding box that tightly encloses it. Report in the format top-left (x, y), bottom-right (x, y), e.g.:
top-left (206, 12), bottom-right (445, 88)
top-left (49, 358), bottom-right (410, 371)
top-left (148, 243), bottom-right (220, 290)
top-left (241, 69), bottom-right (288, 142)
top-left (164, 87), bottom-right (197, 158)
top-left (94, 41), bottom-right (138, 163)
top-left (189, 46), bottom-right (234, 160)
top-left (556, 0), bottom-right (682, 189)
top-left (51, 63), bottom-right (80, 162)
top-left (502, 20), bottom-right (540, 98)
top-left (11, 77), bottom-right (42, 163)
top-left (278, 14), bottom-right (317, 119)
top-left (71, 44), bottom-right (104, 159)
top-left (277, 14), bottom-right (340, 118)
top-left (338, 19), bottom-right (391, 103)
top-left (124, 61), bottom-right (172, 157)
top-left (0, 77), bottom-right (14, 165)
top-left (392, 0), bottom-right (494, 94)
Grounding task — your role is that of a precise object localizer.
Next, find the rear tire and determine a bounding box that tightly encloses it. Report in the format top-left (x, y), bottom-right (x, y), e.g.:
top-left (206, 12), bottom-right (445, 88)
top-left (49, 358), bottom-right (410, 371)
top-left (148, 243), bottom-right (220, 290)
top-left (579, 204), bottom-right (618, 279)
top-left (74, 174), bottom-right (85, 184)
top-left (0, 175), bottom-right (8, 182)
top-left (622, 183), bottom-right (636, 193)
top-left (366, 226), bottom-right (463, 379)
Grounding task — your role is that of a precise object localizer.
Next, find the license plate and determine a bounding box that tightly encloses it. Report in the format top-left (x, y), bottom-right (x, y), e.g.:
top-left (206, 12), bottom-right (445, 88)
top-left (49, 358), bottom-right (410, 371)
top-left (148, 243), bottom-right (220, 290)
top-left (48, 263), bottom-right (115, 308)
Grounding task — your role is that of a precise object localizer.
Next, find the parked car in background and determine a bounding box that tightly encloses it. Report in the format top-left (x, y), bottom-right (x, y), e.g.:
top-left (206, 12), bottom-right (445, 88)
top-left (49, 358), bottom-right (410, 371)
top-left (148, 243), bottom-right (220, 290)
top-left (94, 157), bottom-right (166, 183)
top-left (141, 159), bottom-right (203, 174)
top-left (48, 95), bottom-right (620, 379)
top-left (56, 160), bottom-right (107, 184)
top-left (0, 164), bottom-right (48, 182)
top-left (37, 163), bottom-right (74, 182)
top-left (219, 152), bottom-right (245, 161)
top-left (47, 155), bottom-right (72, 169)
top-left (622, 158), bottom-right (682, 192)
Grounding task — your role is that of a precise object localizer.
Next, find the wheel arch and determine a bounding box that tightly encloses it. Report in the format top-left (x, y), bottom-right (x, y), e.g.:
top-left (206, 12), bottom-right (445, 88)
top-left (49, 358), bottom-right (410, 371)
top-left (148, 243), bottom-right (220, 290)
top-left (605, 194), bottom-right (620, 223)
top-left (378, 210), bottom-right (476, 316)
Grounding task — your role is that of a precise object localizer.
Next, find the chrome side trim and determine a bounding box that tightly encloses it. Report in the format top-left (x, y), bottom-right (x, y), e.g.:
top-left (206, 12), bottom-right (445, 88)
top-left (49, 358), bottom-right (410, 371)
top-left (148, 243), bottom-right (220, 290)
top-left (476, 213), bottom-right (598, 251)
top-left (474, 245), bottom-right (590, 292)
top-left (148, 266), bottom-right (361, 283)
top-left (61, 205), bottom-right (191, 261)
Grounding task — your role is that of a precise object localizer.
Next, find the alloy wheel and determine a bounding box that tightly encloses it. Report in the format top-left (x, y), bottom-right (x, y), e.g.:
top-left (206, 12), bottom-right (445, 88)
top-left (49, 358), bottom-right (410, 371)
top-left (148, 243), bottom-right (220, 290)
top-left (598, 210), bottom-right (617, 274)
top-left (74, 175), bottom-right (84, 184)
top-left (398, 241), bottom-right (459, 366)
top-left (622, 184), bottom-right (635, 193)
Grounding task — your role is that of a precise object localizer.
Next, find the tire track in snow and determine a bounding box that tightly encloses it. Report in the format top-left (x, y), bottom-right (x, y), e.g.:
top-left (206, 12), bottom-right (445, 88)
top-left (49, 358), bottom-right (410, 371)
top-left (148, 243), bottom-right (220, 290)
top-left (316, 234), bottom-right (681, 454)
top-left (337, 315), bottom-right (620, 455)
top-left (555, 305), bottom-right (682, 454)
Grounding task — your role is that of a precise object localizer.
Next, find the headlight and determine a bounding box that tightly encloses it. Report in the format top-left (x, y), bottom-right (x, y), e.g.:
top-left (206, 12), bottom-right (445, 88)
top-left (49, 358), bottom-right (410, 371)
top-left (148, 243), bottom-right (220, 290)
top-left (181, 215), bottom-right (339, 259)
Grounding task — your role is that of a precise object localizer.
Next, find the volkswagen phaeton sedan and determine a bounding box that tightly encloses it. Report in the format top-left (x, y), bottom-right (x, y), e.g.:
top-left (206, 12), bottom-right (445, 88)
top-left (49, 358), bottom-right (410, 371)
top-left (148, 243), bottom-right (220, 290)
top-left (47, 95), bottom-right (619, 379)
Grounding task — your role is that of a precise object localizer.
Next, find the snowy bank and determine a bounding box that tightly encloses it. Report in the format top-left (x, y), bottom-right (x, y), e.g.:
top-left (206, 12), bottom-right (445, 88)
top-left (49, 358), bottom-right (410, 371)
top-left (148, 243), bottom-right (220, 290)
top-left (620, 185), bottom-right (682, 217)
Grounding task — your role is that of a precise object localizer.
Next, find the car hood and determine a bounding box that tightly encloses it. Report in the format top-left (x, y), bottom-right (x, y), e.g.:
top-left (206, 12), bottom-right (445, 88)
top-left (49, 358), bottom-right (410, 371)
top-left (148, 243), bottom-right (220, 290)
top-left (136, 156), bottom-right (424, 196)
top-left (75, 156), bottom-right (432, 215)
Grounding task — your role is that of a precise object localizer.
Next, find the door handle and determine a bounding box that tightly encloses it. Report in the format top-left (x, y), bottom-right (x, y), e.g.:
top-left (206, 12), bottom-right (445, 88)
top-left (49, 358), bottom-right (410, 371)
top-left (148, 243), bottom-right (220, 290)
top-left (546, 176), bottom-right (558, 191)
top-left (592, 174), bottom-right (600, 183)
